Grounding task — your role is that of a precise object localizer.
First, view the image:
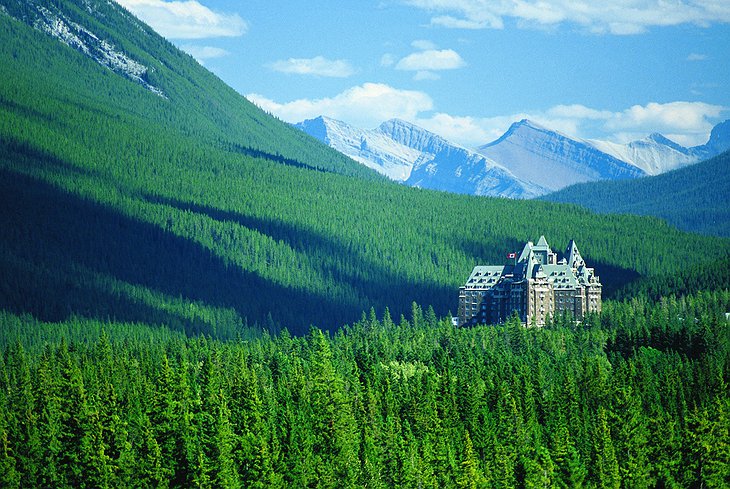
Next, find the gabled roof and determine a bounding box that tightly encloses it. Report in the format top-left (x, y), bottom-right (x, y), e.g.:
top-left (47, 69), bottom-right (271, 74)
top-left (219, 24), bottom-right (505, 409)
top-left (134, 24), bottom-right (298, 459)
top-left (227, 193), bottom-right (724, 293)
top-left (517, 241), bottom-right (533, 263)
top-left (536, 235), bottom-right (550, 251)
top-left (465, 265), bottom-right (506, 289)
top-left (565, 239), bottom-right (585, 268)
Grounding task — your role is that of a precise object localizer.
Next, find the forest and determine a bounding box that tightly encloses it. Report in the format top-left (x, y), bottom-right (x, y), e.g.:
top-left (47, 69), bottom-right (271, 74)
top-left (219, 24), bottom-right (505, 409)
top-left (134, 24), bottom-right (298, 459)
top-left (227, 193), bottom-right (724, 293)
top-left (544, 150), bottom-right (730, 238)
top-left (0, 1), bottom-right (729, 487)
top-left (1, 292), bottom-right (729, 488)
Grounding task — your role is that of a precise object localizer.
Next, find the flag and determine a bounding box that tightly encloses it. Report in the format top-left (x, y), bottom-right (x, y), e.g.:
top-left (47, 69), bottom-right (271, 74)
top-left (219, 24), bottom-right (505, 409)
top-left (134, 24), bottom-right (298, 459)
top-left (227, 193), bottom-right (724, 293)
top-left (507, 252), bottom-right (516, 259)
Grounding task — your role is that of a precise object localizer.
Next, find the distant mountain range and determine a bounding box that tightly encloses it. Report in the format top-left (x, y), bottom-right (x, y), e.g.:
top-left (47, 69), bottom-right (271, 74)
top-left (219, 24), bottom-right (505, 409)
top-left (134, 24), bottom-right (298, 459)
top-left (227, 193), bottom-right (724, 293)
top-left (296, 116), bottom-right (730, 198)
top-left (294, 117), bottom-right (547, 199)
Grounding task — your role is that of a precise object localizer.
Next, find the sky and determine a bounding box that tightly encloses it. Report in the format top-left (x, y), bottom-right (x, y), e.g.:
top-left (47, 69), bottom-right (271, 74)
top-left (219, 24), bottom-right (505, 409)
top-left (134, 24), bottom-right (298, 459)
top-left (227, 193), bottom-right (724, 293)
top-left (116, 0), bottom-right (730, 148)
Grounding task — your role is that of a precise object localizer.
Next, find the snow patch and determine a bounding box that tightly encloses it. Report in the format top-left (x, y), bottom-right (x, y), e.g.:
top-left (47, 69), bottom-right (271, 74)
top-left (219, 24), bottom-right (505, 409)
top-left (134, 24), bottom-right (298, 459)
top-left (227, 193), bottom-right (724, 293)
top-left (31, 3), bottom-right (166, 98)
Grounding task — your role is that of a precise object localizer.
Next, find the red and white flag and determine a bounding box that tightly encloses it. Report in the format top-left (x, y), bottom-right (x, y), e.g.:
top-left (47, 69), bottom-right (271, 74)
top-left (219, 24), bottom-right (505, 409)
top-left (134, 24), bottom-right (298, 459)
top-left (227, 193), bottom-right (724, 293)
top-left (507, 252), bottom-right (516, 259)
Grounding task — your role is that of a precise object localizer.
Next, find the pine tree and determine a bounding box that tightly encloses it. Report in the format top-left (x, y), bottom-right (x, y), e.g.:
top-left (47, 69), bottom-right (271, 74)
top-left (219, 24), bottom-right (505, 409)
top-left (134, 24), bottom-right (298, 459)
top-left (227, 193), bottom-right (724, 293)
top-left (457, 431), bottom-right (484, 489)
top-left (592, 407), bottom-right (620, 489)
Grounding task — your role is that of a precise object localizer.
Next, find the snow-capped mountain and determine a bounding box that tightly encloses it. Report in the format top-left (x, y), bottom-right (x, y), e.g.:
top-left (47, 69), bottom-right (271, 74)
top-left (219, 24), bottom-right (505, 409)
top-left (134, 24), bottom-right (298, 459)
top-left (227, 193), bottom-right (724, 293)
top-left (295, 116), bottom-right (420, 181)
top-left (475, 120), bottom-right (646, 193)
top-left (295, 116), bottom-right (547, 199)
top-left (587, 134), bottom-right (696, 176)
top-left (298, 115), bottom-right (729, 198)
top-left (479, 119), bottom-right (730, 182)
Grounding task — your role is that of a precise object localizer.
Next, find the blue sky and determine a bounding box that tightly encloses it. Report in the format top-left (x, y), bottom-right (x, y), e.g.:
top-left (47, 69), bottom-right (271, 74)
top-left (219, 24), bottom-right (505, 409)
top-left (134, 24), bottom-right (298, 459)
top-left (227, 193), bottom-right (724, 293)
top-left (117, 0), bottom-right (730, 148)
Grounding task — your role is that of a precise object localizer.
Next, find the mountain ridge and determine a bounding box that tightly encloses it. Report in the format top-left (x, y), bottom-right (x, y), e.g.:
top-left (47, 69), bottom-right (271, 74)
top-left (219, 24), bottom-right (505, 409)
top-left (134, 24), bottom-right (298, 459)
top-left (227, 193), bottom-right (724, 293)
top-left (476, 119), bottom-right (646, 192)
top-left (299, 114), bottom-right (730, 197)
top-left (296, 116), bottom-right (547, 198)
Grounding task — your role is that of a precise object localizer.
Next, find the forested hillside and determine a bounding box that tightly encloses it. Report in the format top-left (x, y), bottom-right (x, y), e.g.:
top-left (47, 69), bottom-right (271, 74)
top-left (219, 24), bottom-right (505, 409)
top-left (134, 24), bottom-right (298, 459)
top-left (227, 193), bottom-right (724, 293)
top-left (1, 1), bottom-right (728, 336)
top-left (543, 150), bottom-right (730, 237)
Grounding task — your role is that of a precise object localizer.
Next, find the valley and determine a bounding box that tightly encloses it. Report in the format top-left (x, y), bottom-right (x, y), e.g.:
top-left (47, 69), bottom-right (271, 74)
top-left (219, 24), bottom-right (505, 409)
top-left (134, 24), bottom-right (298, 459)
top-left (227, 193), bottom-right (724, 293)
top-left (0, 1), bottom-right (728, 488)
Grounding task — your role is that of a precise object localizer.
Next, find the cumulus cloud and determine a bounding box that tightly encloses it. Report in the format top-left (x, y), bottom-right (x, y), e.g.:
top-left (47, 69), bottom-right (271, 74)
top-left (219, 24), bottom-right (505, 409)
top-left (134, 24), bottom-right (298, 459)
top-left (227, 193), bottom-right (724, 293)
top-left (116, 0), bottom-right (247, 39)
top-left (415, 113), bottom-right (499, 147)
top-left (604, 101), bottom-right (726, 144)
top-left (180, 44), bottom-right (229, 64)
top-left (268, 56), bottom-right (356, 78)
top-left (420, 101), bottom-right (727, 148)
top-left (395, 48), bottom-right (466, 71)
top-left (248, 82), bottom-right (726, 149)
top-left (402, 0), bottom-right (730, 35)
top-left (247, 83), bottom-right (434, 129)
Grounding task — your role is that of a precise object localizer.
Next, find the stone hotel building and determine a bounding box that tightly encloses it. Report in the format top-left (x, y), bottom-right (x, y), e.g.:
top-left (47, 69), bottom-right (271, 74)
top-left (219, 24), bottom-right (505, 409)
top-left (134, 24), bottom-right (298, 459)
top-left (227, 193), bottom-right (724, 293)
top-left (458, 236), bottom-right (602, 327)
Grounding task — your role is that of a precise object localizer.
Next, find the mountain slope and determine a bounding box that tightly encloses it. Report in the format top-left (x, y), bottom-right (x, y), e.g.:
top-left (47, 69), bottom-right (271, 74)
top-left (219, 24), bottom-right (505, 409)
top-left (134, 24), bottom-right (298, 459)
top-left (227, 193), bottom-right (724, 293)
top-left (1, 0), bottom-right (728, 337)
top-left (543, 150), bottom-right (730, 237)
top-left (296, 116), bottom-right (546, 198)
top-left (588, 133), bottom-right (697, 175)
top-left (476, 119), bottom-right (646, 192)
top-left (0, 0), bottom-right (377, 180)
top-left (295, 116), bottom-right (420, 181)
top-left (589, 121), bottom-right (730, 175)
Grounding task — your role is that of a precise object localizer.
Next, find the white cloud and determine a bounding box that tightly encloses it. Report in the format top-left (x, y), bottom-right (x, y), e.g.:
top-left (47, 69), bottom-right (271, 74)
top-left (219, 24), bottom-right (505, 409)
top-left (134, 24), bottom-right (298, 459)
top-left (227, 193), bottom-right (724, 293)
top-left (248, 82), bottom-right (726, 149)
top-left (604, 101), bottom-right (726, 144)
top-left (686, 53), bottom-right (708, 61)
top-left (415, 113), bottom-right (498, 147)
top-left (116, 0), bottom-right (247, 39)
top-left (180, 44), bottom-right (229, 64)
top-left (414, 70), bottom-right (441, 80)
top-left (268, 56), bottom-right (356, 78)
top-left (418, 102), bottom-right (727, 148)
top-left (247, 83), bottom-right (434, 129)
top-left (403, 0), bottom-right (730, 35)
top-left (395, 49), bottom-right (466, 71)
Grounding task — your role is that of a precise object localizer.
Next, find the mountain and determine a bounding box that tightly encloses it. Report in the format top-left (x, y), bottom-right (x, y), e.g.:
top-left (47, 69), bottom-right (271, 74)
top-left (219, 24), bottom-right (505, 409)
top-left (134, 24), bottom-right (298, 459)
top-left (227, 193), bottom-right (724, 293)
top-left (588, 121), bottom-right (730, 175)
top-left (696, 119), bottom-right (730, 158)
top-left (296, 116), bottom-right (547, 198)
top-left (588, 133), bottom-right (698, 175)
top-left (543, 150), bottom-right (730, 237)
top-left (295, 116), bottom-right (419, 181)
top-left (0, 0), bottom-right (374, 180)
top-left (476, 119), bottom-right (647, 193)
top-left (478, 119), bottom-right (730, 186)
top-left (298, 115), bottom-right (730, 198)
top-left (1, 0), bottom-right (728, 338)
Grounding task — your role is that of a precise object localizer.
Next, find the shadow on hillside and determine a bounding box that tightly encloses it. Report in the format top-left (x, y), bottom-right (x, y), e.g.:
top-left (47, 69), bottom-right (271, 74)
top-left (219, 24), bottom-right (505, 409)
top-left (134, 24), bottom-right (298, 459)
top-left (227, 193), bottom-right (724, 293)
top-left (590, 261), bottom-right (641, 299)
top-left (0, 166), bottom-right (369, 336)
top-left (223, 142), bottom-right (330, 174)
top-left (141, 192), bottom-right (457, 322)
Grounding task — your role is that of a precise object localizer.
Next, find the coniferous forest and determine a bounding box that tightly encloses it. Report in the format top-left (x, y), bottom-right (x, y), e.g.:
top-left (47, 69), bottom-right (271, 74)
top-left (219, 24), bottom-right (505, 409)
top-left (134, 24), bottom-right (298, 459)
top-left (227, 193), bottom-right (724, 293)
top-left (1, 1), bottom-right (729, 487)
top-left (1, 294), bottom-right (729, 488)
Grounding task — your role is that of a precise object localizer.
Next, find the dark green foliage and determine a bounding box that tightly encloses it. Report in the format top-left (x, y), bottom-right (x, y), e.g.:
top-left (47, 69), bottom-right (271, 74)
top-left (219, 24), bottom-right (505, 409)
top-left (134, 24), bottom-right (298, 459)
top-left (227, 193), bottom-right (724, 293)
top-left (543, 150), bottom-right (730, 237)
top-left (1, 290), bottom-right (729, 488)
